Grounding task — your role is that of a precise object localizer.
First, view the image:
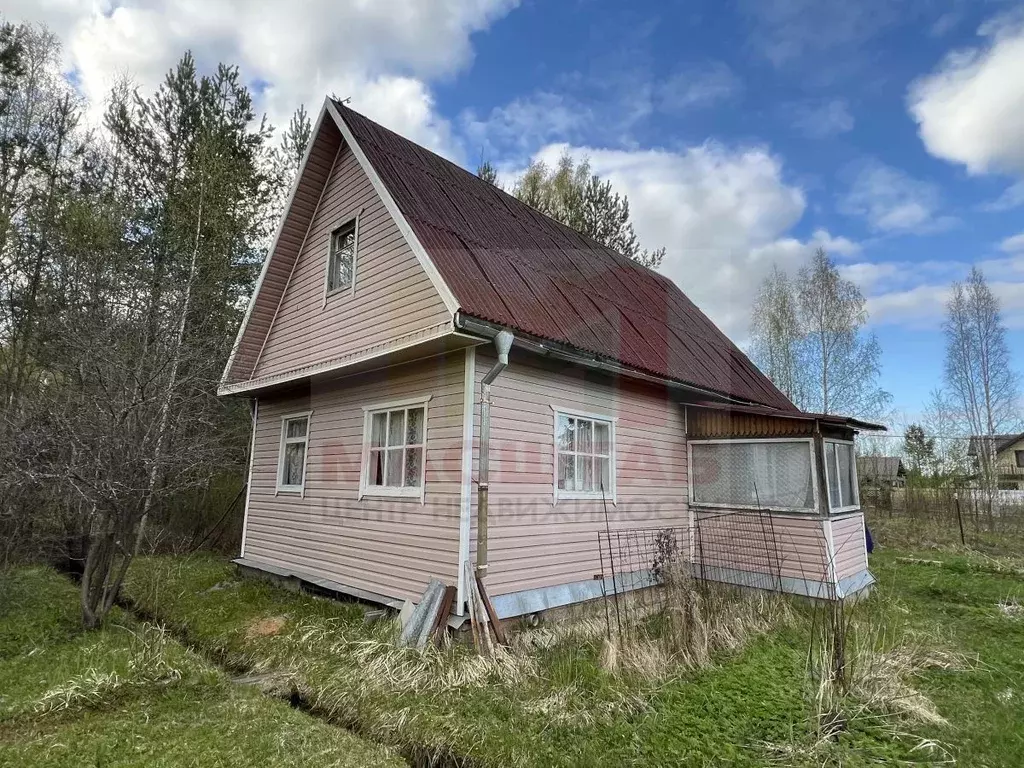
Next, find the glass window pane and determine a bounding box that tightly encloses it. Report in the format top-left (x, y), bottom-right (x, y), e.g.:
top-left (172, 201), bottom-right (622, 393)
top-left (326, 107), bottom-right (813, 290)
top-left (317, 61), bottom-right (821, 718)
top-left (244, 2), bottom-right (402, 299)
top-left (404, 447), bottom-right (423, 487)
top-left (286, 417), bottom-right (307, 439)
top-left (577, 419), bottom-right (593, 454)
top-left (837, 444), bottom-right (854, 507)
top-left (691, 441), bottom-right (813, 510)
top-left (369, 448), bottom-right (384, 486)
top-left (387, 410), bottom-right (405, 447)
top-left (406, 407), bottom-right (424, 445)
top-left (385, 448), bottom-right (403, 486)
top-left (557, 416), bottom-right (575, 452)
top-left (371, 412), bottom-right (386, 447)
top-left (558, 452), bottom-right (575, 490)
top-left (580, 453), bottom-right (594, 491)
top-left (330, 228), bottom-right (354, 291)
top-left (594, 422), bottom-right (610, 455)
top-left (284, 442), bottom-right (305, 486)
top-left (825, 442), bottom-right (840, 509)
top-left (597, 456), bottom-right (611, 493)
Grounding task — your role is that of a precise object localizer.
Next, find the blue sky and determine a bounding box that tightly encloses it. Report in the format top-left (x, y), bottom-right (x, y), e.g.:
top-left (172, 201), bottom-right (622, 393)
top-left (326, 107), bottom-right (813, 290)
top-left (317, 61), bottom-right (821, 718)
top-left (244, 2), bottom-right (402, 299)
top-left (10, 0), bottom-right (1024, 423)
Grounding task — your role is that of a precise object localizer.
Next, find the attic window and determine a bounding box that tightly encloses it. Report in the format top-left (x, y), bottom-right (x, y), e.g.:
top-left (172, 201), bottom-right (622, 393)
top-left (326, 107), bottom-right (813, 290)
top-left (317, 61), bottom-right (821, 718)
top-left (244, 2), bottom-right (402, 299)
top-left (327, 220), bottom-right (357, 294)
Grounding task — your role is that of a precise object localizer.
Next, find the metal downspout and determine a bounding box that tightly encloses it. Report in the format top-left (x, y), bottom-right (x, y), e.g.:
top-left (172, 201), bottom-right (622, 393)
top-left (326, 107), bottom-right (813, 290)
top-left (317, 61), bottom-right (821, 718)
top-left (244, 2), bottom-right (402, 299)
top-left (476, 330), bottom-right (514, 580)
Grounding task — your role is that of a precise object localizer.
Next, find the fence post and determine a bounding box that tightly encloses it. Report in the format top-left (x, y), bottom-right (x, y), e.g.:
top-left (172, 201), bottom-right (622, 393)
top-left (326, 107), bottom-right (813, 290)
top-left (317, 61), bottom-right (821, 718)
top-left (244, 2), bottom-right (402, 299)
top-left (954, 492), bottom-right (966, 547)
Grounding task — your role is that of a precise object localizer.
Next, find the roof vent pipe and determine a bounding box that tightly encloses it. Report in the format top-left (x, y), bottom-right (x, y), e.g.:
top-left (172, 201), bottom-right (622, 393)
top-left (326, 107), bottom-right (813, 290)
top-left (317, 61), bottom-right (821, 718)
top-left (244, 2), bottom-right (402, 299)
top-left (476, 330), bottom-right (514, 580)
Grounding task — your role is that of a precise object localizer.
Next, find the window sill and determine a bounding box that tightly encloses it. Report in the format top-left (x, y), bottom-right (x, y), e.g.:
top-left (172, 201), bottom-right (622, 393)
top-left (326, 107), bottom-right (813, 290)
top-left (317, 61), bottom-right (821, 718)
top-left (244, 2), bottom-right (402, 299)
top-left (360, 486), bottom-right (424, 501)
top-left (691, 501), bottom-right (817, 514)
top-left (276, 486), bottom-right (305, 497)
top-left (829, 505), bottom-right (861, 515)
top-left (555, 491), bottom-right (617, 504)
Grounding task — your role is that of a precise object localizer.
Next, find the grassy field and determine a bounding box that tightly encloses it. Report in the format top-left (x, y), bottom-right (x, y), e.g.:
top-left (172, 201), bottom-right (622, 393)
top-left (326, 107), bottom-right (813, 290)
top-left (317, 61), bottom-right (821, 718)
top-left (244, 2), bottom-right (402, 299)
top-left (0, 567), bottom-right (403, 767)
top-left (2, 539), bottom-right (1020, 767)
top-left (110, 544), bottom-right (1024, 767)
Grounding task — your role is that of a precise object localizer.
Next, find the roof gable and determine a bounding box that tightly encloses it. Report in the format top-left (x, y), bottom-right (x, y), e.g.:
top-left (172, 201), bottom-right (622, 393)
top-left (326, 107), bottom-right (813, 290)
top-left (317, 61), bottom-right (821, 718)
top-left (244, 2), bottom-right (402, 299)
top-left (333, 101), bottom-right (795, 411)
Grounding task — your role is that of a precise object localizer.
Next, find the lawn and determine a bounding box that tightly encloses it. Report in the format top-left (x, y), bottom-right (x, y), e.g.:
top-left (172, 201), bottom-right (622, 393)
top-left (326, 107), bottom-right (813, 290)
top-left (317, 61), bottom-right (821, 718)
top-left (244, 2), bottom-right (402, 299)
top-left (0, 567), bottom-right (403, 768)
top-left (3, 545), bottom-right (1019, 767)
top-left (114, 544), bottom-right (1024, 767)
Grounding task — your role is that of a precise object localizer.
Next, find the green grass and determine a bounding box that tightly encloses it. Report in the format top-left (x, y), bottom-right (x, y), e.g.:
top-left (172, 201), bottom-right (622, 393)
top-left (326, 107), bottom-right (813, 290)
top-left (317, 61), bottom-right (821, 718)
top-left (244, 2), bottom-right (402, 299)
top-left (119, 551), bottom-right (1024, 767)
top-left (0, 567), bottom-right (402, 768)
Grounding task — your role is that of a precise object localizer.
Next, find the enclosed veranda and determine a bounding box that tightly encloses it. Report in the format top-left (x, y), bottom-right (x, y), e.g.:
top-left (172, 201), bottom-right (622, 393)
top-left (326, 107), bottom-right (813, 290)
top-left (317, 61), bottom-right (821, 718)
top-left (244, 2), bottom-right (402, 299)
top-left (681, 402), bottom-right (881, 600)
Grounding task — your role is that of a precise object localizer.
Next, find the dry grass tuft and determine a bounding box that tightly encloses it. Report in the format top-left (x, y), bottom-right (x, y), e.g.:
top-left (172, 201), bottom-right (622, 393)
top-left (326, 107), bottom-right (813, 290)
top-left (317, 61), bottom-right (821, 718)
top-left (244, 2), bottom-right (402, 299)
top-left (35, 623), bottom-right (184, 713)
top-left (595, 566), bottom-right (794, 681)
top-left (997, 597), bottom-right (1022, 619)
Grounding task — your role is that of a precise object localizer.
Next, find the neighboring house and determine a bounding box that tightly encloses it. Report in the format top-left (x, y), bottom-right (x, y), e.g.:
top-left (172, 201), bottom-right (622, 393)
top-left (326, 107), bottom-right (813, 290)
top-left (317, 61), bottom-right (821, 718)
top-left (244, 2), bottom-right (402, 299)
top-left (219, 98), bottom-right (880, 618)
top-left (967, 434), bottom-right (1024, 490)
top-left (857, 456), bottom-right (906, 489)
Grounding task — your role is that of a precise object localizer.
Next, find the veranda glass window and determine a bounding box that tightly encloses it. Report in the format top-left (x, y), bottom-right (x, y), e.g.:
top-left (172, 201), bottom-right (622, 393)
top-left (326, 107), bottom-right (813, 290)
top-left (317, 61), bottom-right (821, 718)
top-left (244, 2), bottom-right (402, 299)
top-left (825, 441), bottom-right (858, 511)
top-left (691, 440), bottom-right (815, 511)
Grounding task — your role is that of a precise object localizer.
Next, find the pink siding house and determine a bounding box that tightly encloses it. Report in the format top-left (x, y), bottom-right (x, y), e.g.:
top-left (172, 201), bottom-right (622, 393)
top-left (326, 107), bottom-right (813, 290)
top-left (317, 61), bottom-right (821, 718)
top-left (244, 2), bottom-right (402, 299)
top-left (220, 98), bottom-right (879, 618)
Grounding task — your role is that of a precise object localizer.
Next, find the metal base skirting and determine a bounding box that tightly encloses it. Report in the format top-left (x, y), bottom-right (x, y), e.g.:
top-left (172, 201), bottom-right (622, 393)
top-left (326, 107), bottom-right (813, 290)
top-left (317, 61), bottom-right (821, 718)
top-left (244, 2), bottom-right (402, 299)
top-left (490, 566), bottom-right (876, 619)
top-left (234, 556), bottom-right (876, 625)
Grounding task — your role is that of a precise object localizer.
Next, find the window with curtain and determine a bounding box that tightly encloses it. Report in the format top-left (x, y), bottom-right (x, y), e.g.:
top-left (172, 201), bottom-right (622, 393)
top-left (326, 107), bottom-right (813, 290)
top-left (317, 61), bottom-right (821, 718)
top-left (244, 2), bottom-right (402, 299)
top-left (555, 412), bottom-right (614, 499)
top-left (327, 220), bottom-right (356, 293)
top-left (277, 414), bottom-right (310, 493)
top-left (691, 440), bottom-right (814, 511)
top-left (363, 404), bottom-right (426, 495)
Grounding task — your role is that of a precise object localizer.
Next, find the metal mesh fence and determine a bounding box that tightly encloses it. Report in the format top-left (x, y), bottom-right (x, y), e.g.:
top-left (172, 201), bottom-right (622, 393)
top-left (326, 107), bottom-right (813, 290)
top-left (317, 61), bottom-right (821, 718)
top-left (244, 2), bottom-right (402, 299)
top-left (596, 510), bottom-right (787, 645)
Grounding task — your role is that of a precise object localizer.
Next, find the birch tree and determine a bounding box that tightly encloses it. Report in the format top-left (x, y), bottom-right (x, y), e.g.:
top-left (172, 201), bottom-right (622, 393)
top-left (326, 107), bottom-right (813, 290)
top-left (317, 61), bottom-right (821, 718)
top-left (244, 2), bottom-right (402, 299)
top-left (750, 265), bottom-right (806, 407)
top-left (943, 267), bottom-right (1020, 488)
top-left (796, 248), bottom-right (890, 417)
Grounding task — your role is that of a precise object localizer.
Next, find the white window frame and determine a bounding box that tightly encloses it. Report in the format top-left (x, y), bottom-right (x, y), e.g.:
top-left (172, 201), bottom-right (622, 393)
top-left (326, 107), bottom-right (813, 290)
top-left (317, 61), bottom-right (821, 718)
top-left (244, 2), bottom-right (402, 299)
top-left (824, 438), bottom-right (860, 513)
top-left (359, 395), bottom-right (431, 502)
top-left (323, 213), bottom-right (360, 303)
top-left (550, 405), bottom-right (617, 504)
top-left (276, 411), bottom-right (313, 496)
top-left (687, 437), bottom-right (819, 514)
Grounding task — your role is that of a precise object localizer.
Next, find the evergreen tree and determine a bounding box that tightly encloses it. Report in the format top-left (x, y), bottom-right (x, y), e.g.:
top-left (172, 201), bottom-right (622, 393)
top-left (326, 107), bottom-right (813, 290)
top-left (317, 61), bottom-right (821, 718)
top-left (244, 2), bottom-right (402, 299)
top-left (511, 151), bottom-right (665, 268)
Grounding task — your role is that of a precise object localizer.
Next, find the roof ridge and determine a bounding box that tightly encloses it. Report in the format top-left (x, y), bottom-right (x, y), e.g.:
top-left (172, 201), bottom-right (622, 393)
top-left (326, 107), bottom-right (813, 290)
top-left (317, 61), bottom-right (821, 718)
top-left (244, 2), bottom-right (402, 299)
top-left (332, 99), bottom-right (673, 284)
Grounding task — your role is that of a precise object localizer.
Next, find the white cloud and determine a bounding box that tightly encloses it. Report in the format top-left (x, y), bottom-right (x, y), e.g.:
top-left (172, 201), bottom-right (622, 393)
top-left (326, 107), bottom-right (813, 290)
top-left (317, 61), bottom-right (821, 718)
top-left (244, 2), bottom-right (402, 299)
top-left (982, 180), bottom-right (1024, 211)
top-left (840, 161), bottom-right (955, 234)
top-left (656, 61), bottom-right (741, 113)
top-left (527, 141), bottom-right (858, 340)
top-left (790, 99), bottom-right (854, 139)
top-left (908, 13), bottom-right (1024, 175)
top-left (460, 93), bottom-right (591, 162)
top-left (1000, 232), bottom-right (1024, 253)
top-left (5, 0), bottom-right (519, 158)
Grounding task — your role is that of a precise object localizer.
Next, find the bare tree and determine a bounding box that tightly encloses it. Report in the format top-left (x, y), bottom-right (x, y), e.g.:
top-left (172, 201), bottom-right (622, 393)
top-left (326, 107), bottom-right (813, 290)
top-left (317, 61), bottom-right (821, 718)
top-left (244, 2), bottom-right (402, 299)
top-left (750, 265), bottom-right (806, 407)
top-left (796, 248), bottom-right (890, 418)
top-left (749, 249), bottom-right (890, 418)
top-left (943, 267), bottom-right (1020, 489)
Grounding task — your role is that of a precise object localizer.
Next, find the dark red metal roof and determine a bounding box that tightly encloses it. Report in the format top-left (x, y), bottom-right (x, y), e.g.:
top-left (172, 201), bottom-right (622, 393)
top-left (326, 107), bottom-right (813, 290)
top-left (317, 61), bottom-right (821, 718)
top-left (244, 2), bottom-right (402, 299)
top-left (335, 101), bottom-right (796, 411)
top-left (689, 401), bottom-right (887, 432)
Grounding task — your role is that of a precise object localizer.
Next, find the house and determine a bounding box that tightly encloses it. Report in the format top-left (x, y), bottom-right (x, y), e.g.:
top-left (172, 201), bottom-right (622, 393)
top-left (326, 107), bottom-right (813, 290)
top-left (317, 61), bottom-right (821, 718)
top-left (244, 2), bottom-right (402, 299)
top-left (857, 456), bottom-right (906, 489)
top-left (967, 434), bottom-right (1024, 490)
top-left (219, 97), bottom-right (880, 618)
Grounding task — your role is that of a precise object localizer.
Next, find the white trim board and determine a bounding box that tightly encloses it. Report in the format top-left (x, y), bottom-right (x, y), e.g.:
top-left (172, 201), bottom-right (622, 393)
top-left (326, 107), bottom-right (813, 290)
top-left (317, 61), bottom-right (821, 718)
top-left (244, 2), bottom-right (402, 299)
top-left (239, 398), bottom-right (259, 558)
top-left (457, 346), bottom-right (476, 614)
top-left (220, 100), bottom-right (335, 389)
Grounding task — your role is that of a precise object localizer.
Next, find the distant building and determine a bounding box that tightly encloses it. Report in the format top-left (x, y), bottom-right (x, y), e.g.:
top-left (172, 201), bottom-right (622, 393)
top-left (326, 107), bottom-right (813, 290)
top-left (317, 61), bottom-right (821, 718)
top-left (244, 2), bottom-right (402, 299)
top-left (967, 434), bottom-right (1024, 490)
top-left (857, 456), bottom-right (906, 489)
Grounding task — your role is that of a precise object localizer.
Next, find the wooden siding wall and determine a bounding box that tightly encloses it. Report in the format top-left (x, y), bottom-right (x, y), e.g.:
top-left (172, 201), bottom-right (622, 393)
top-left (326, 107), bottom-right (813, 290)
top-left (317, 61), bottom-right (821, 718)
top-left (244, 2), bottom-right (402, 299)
top-left (251, 139), bottom-right (451, 381)
top-left (243, 353), bottom-right (465, 601)
top-left (687, 408), bottom-right (813, 439)
top-left (476, 349), bottom-right (690, 597)
top-left (694, 511), bottom-right (831, 583)
top-left (831, 512), bottom-right (869, 582)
